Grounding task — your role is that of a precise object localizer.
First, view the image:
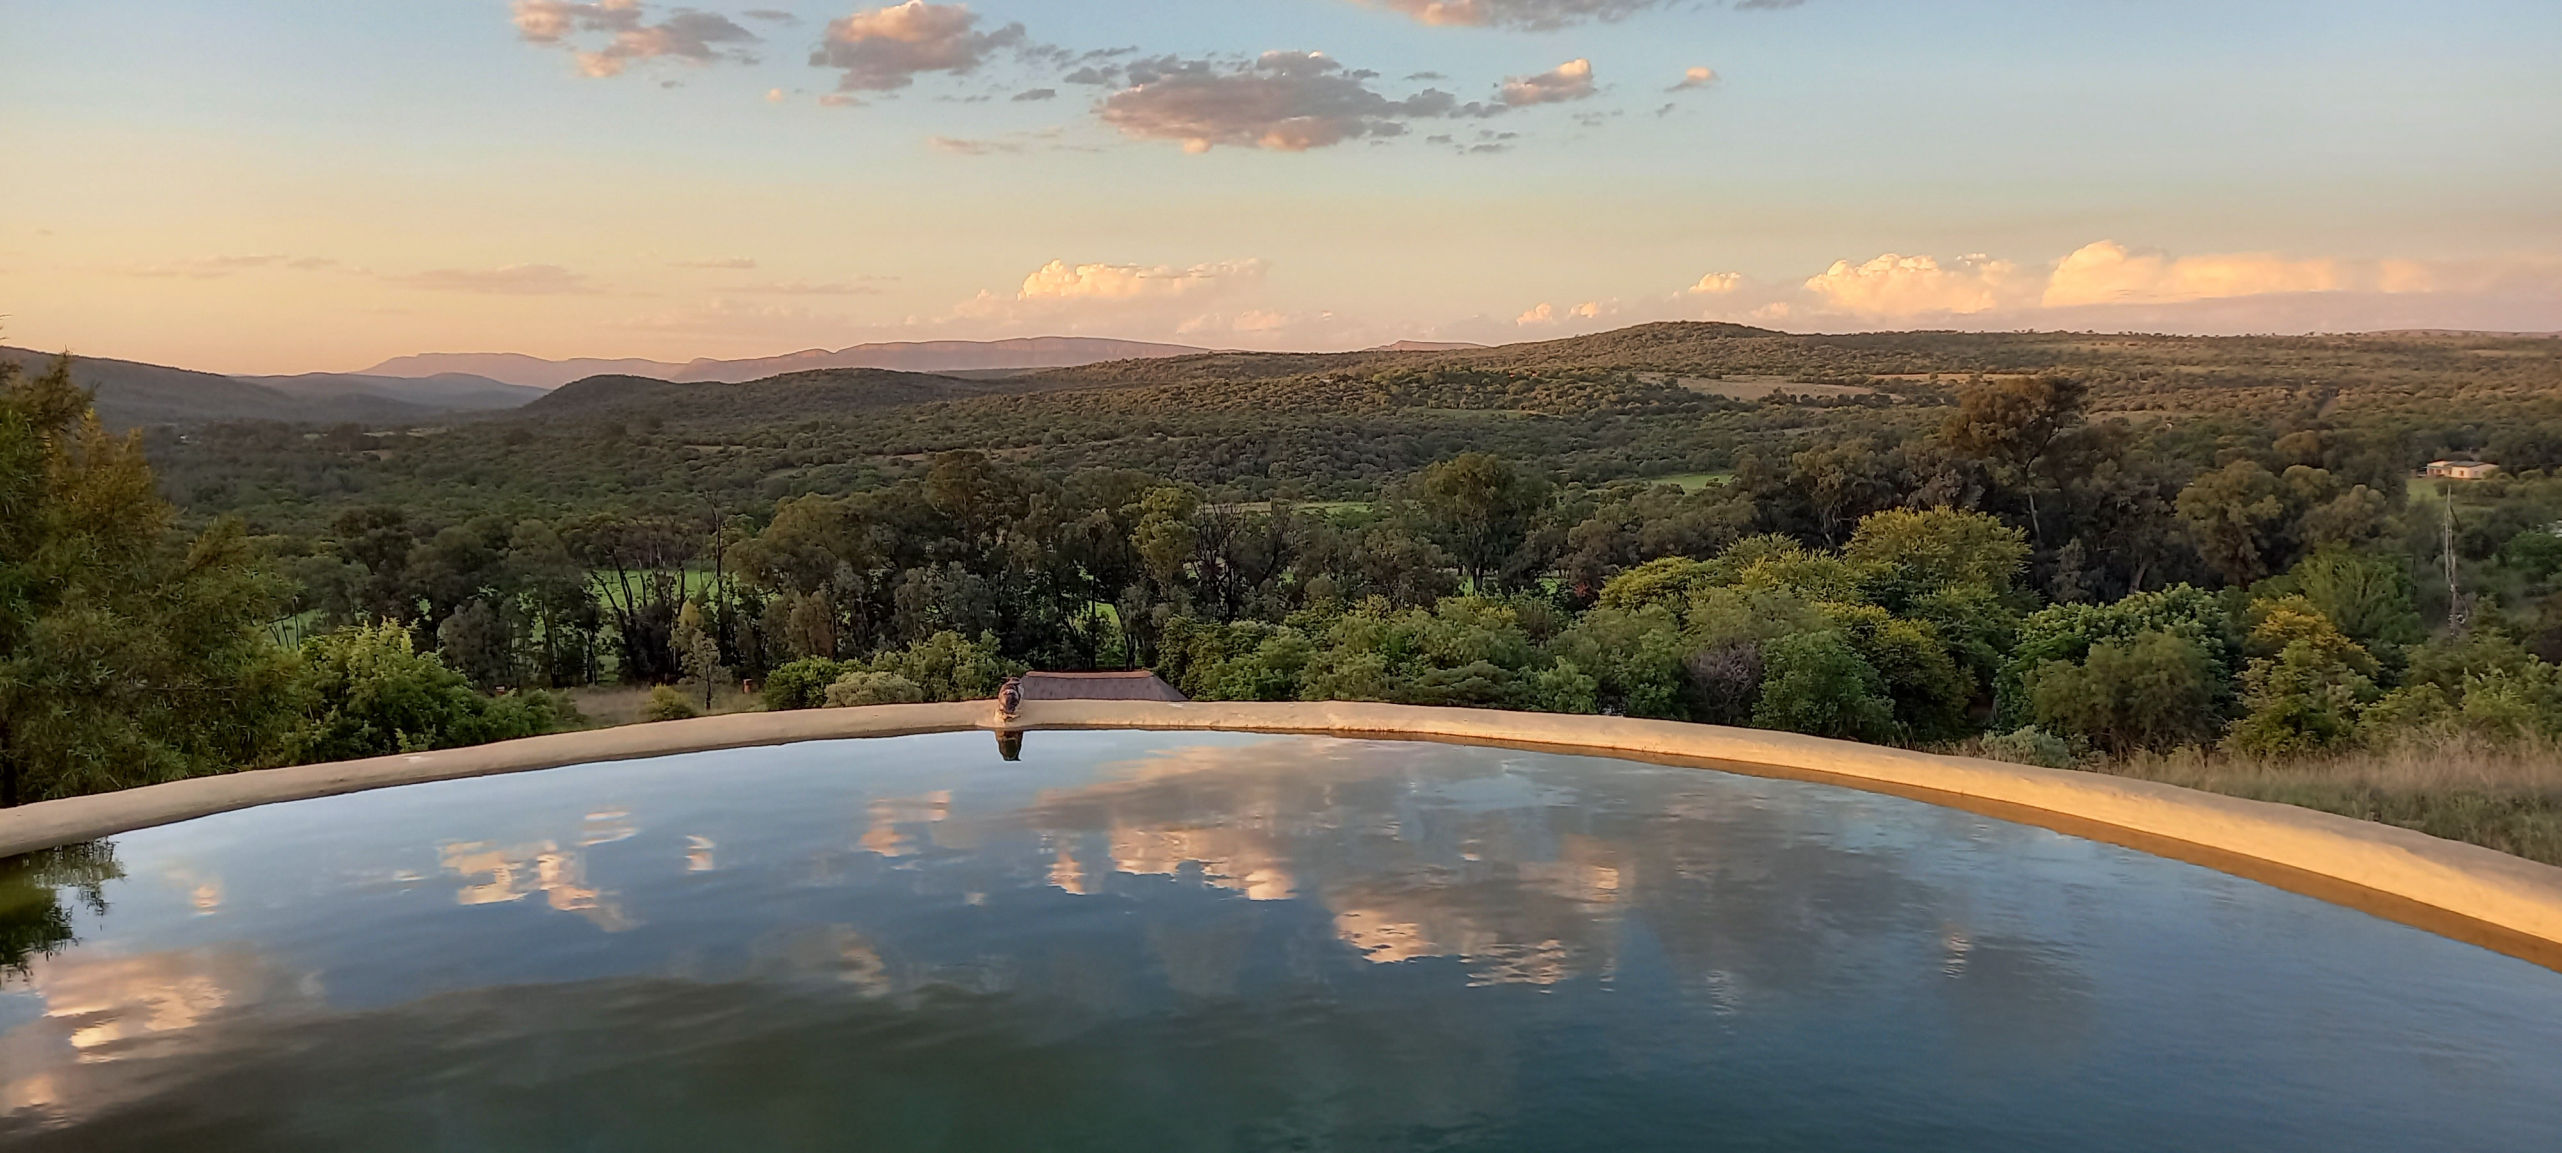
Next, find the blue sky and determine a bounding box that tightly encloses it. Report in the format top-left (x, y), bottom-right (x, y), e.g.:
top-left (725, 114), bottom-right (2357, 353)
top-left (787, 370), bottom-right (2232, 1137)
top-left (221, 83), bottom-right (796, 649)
top-left (3, 0), bottom-right (2557, 372)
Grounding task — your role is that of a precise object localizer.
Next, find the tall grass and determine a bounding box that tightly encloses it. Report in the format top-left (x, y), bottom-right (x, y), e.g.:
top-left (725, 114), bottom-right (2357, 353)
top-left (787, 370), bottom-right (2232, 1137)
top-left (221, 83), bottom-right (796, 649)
top-left (2088, 734), bottom-right (2562, 866)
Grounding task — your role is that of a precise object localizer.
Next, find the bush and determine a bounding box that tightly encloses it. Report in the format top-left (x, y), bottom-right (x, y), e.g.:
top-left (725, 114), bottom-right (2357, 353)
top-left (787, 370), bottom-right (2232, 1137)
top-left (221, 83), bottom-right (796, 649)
top-left (2001, 585), bottom-right (2235, 727)
top-left (298, 623), bottom-right (562, 761)
top-left (1753, 631), bottom-right (1898, 743)
top-left (2026, 629), bottom-right (2220, 755)
top-left (1978, 726), bottom-right (2078, 769)
top-left (872, 631), bottom-right (1016, 701)
top-left (640, 685), bottom-right (698, 722)
top-left (2223, 598), bottom-right (2381, 756)
top-left (824, 671), bottom-right (927, 707)
top-left (763, 657), bottom-right (851, 711)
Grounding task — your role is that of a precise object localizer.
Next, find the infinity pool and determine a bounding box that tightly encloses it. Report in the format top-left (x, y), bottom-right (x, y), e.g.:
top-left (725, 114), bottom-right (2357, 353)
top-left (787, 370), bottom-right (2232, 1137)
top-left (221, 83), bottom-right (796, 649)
top-left (4, 731), bottom-right (2561, 1150)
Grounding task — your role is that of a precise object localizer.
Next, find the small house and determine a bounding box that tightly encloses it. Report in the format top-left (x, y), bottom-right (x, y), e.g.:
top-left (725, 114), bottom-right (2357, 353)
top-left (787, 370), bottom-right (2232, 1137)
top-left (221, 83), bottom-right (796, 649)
top-left (2425, 460), bottom-right (2500, 481)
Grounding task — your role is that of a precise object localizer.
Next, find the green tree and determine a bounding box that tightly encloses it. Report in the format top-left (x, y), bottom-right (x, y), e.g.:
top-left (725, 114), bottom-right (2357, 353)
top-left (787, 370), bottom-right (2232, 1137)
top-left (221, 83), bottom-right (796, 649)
top-left (2276, 548), bottom-right (2423, 651)
top-left (297, 623), bottom-right (560, 762)
top-left (2026, 630), bottom-right (2222, 755)
top-left (1414, 453), bottom-right (1551, 591)
top-left (2223, 598), bottom-right (2382, 756)
top-left (1844, 507), bottom-right (2030, 597)
top-left (0, 357), bottom-right (303, 805)
top-left (672, 601), bottom-right (729, 710)
top-left (1753, 631), bottom-right (1898, 743)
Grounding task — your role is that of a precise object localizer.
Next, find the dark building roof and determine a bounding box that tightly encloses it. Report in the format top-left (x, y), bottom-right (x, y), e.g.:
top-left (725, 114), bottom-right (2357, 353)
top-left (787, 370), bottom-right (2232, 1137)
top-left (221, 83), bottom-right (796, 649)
top-left (1016, 671), bottom-right (1188, 702)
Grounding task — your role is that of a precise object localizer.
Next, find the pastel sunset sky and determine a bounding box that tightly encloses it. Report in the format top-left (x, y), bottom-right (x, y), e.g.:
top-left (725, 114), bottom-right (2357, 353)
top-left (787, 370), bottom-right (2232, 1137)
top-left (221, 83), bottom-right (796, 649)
top-left (3, 0), bottom-right (2558, 373)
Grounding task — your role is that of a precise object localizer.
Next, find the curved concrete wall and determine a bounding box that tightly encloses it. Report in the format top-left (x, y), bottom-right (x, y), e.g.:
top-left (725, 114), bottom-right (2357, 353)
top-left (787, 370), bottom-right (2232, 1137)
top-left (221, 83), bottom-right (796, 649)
top-left (4, 699), bottom-right (2560, 970)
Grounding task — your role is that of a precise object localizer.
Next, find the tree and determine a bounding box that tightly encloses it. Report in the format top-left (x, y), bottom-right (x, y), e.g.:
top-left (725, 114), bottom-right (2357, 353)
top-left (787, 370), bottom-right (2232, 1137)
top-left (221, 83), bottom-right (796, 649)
top-left (2276, 548), bottom-right (2423, 652)
top-left (2026, 630), bottom-right (2221, 755)
top-left (2176, 460), bottom-right (2292, 585)
top-left (1414, 453), bottom-right (1551, 591)
top-left (0, 357), bottom-right (303, 805)
top-left (1753, 631), bottom-right (1898, 743)
top-left (2224, 598), bottom-right (2382, 756)
top-left (672, 601), bottom-right (729, 710)
top-left (297, 623), bottom-right (561, 762)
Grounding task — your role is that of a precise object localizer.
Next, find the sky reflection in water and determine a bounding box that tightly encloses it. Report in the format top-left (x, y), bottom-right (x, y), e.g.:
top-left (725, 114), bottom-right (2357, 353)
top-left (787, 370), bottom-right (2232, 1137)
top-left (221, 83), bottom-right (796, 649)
top-left (4, 731), bottom-right (2562, 1151)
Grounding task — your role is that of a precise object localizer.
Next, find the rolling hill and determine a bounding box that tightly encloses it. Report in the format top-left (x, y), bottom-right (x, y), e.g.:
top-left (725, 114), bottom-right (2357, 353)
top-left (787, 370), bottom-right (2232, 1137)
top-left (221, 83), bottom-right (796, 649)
top-left (364, 336), bottom-right (1214, 389)
top-left (241, 371), bottom-right (544, 412)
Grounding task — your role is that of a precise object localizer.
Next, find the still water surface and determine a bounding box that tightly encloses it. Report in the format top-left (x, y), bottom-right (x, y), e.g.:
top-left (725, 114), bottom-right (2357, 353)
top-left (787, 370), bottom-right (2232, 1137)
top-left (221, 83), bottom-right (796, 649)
top-left (4, 731), bottom-right (2562, 1150)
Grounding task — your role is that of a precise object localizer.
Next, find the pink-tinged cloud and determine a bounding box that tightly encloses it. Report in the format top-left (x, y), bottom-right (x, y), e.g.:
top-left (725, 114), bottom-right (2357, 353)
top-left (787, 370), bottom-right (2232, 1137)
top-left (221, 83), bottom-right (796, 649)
top-left (1670, 66), bottom-right (1718, 92)
top-left (814, 1), bottom-right (1027, 92)
top-left (1013, 259), bottom-right (1267, 302)
top-left (1686, 271), bottom-right (1743, 295)
top-left (1355, 0), bottom-right (1670, 30)
top-left (1803, 253), bottom-right (2022, 317)
top-left (1500, 59), bottom-right (1595, 107)
top-left (1101, 52), bottom-right (1462, 153)
top-left (2043, 241), bottom-right (2355, 307)
top-left (511, 0), bottom-right (757, 78)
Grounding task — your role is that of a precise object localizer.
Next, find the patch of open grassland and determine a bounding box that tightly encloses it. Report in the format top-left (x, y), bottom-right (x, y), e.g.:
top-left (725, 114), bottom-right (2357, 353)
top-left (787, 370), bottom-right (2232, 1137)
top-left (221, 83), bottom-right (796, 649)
top-left (2091, 734), bottom-right (2562, 867)
top-left (565, 684), bottom-right (765, 729)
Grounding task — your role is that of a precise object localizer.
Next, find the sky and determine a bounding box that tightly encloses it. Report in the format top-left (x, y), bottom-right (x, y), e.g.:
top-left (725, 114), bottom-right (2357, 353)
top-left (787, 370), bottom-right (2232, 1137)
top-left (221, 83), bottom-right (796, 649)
top-left (2, 0), bottom-right (2558, 374)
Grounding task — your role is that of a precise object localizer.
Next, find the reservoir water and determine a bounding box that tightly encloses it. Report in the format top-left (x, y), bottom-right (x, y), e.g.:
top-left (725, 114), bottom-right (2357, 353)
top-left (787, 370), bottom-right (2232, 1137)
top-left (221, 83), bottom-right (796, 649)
top-left (4, 730), bottom-right (2560, 1150)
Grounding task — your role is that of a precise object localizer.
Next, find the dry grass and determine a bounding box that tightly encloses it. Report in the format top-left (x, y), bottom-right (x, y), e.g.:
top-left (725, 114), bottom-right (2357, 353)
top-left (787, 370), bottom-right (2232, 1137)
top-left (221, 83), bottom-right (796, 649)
top-left (563, 684), bottom-right (765, 730)
top-left (2090, 734), bottom-right (2562, 866)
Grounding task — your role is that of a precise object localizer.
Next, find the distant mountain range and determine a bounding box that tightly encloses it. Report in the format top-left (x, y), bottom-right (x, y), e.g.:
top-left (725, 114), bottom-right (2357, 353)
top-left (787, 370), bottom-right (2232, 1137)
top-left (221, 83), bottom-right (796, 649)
top-left (362, 337), bottom-right (1215, 389)
top-left (0, 347), bottom-right (537, 428)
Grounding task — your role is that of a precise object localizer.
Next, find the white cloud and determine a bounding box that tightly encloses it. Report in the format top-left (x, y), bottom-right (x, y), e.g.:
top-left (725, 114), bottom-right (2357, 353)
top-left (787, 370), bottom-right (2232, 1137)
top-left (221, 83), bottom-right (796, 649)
top-left (1803, 252), bottom-right (2022, 317)
top-left (814, 1), bottom-right (1028, 93)
top-left (1500, 59), bottom-right (1596, 107)
top-left (1100, 52), bottom-right (1461, 153)
top-left (511, 1), bottom-right (757, 78)
top-left (1670, 66), bottom-right (1718, 92)
top-left (1685, 271), bottom-right (1743, 295)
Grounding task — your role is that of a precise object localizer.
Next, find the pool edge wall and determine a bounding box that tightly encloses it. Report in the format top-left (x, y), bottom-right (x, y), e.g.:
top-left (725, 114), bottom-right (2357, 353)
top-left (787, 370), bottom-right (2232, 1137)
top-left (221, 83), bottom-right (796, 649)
top-left (6, 699), bottom-right (2562, 971)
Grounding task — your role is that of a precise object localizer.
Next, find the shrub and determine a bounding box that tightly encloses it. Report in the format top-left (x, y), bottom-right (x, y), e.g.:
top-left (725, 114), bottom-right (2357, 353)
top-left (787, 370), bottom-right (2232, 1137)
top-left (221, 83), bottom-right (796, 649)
top-left (2223, 598), bottom-right (2382, 756)
top-left (1978, 726), bottom-right (2078, 769)
top-left (1753, 631), bottom-right (1898, 743)
top-left (640, 685), bottom-right (698, 722)
top-left (2027, 629), bottom-right (2220, 755)
top-left (298, 623), bottom-right (562, 761)
top-left (763, 657), bottom-right (850, 710)
top-left (872, 630), bottom-right (1017, 701)
top-left (2000, 585), bottom-right (2235, 727)
top-left (824, 671), bottom-right (927, 707)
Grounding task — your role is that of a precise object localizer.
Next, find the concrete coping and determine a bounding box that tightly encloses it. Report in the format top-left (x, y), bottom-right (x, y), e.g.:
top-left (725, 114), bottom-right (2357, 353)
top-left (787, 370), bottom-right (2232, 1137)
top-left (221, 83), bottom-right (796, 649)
top-left (4, 699), bottom-right (2560, 972)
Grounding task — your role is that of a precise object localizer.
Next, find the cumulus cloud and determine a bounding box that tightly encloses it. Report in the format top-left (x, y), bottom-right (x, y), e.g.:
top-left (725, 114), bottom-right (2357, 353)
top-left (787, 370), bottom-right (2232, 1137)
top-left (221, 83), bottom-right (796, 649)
top-left (512, 1), bottom-right (758, 78)
top-left (1686, 271), bottom-right (1743, 295)
top-left (1100, 52), bottom-right (1462, 153)
top-left (1009, 258), bottom-right (1267, 303)
top-left (813, 1), bottom-right (1028, 93)
top-left (2042, 240), bottom-right (2353, 308)
top-left (1802, 253), bottom-right (2023, 317)
top-left (1500, 59), bottom-right (1595, 107)
top-left (1670, 66), bottom-right (1718, 92)
top-left (1355, 0), bottom-right (1671, 31)
top-left (391, 264), bottom-right (598, 295)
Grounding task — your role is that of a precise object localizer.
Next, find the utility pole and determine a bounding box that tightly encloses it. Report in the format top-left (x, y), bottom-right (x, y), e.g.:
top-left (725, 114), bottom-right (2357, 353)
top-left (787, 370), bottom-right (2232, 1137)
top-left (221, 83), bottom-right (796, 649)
top-left (2442, 481), bottom-right (2472, 634)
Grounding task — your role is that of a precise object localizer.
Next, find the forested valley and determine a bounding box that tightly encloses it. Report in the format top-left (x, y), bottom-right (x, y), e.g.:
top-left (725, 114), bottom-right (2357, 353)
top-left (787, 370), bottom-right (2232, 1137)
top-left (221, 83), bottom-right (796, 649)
top-left (11, 323), bottom-right (2562, 862)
